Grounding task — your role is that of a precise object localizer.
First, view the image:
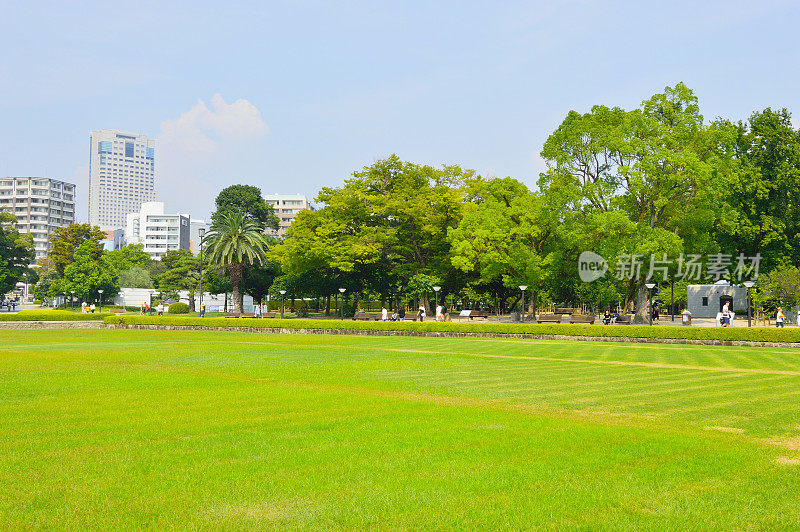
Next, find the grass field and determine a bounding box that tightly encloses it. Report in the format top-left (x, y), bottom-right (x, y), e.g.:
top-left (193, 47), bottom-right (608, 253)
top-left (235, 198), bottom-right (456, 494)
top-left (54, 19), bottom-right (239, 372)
top-left (1, 329), bottom-right (799, 528)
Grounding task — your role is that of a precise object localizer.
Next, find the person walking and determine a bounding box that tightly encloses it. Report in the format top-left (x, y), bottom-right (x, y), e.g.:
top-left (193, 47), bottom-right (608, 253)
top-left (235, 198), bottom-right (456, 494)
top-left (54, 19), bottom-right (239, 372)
top-left (436, 304), bottom-right (443, 322)
top-left (157, 302), bottom-right (164, 316)
top-left (796, 307), bottom-right (800, 327)
top-left (89, 302), bottom-right (96, 313)
top-left (776, 307), bottom-right (786, 328)
top-left (81, 300), bottom-right (87, 314)
top-left (417, 306), bottom-right (426, 322)
top-left (199, 303), bottom-right (206, 318)
top-left (255, 304), bottom-right (262, 318)
top-left (381, 306), bottom-right (388, 321)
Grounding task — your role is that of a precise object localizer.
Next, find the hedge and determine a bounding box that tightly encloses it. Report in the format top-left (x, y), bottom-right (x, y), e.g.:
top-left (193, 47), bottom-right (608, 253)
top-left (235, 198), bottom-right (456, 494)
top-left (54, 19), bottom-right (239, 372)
top-left (102, 315), bottom-right (800, 343)
top-left (0, 310), bottom-right (112, 321)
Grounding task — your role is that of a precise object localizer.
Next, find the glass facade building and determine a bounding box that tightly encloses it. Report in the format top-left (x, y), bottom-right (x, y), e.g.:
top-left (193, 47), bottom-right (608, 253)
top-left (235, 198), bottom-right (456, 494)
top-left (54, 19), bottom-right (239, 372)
top-left (88, 129), bottom-right (156, 230)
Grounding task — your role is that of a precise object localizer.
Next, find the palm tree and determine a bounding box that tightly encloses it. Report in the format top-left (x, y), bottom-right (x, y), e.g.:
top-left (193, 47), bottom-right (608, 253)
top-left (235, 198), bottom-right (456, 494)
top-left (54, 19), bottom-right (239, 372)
top-left (204, 211), bottom-right (270, 314)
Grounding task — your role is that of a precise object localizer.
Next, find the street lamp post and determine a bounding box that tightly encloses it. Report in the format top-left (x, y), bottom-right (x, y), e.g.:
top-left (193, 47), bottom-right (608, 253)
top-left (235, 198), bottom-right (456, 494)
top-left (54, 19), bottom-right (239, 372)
top-left (198, 228), bottom-right (205, 313)
top-left (519, 285), bottom-right (528, 322)
top-left (338, 288), bottom-right (346, 320)
top-left (70, 290), bottom-right (75, 312)
top-left (645, 283), bottom-right (656, 326)
top-left (743, 280), bottom-right (755, 327)
top-left (433, 286), bottom-right (441, 318)
top-left (98, 289), bottom-right (104, 313)
top-left (279, 290), bottom-right (286, 319)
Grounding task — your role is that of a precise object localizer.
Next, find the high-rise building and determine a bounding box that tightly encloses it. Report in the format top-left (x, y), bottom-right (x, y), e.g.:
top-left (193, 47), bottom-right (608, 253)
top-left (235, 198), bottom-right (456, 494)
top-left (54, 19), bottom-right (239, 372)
top-left (88, 129), bottom-right (156, 230)
top-left (189, 219), bottom-right (212, 255)
top-left (125, 202), bottom-right (189, 260)
top-left (0, 177), bottom-right (76, 261)
top-left (264, 193), bottom-right (314, 237)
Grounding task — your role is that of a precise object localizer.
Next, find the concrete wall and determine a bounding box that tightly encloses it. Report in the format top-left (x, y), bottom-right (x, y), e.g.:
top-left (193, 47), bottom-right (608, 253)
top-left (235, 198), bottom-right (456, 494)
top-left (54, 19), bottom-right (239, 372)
top-left (687, 284), bottom-right (748, 318)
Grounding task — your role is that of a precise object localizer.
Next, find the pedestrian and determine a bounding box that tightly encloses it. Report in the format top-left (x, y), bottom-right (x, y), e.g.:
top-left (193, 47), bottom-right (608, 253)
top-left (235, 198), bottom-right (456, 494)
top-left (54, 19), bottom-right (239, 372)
top-left (381, 306), bottom-right (388, 321)
top-left (89, 302), bottom-right (96, 313)
top-left (200, 303), bottom-right (206, 318)
top-left (776, 307), bottom-right (785, 328)
top-left (796, 307), bottom-right (800, 327)
top-left (157, 302), bottom-right (164, 316)
top-left (436, 304), bottom-right (443, 322)
top-left (81, 300), bottom-right (87, 313)
top-left (417, 306), bottom-right (425, 322)
top-left (140, 301), bottom-right (146, 315)
top-left (398, 307), bottom-right (405, 321)
top-left (255, 304), bottom-right (262, 318)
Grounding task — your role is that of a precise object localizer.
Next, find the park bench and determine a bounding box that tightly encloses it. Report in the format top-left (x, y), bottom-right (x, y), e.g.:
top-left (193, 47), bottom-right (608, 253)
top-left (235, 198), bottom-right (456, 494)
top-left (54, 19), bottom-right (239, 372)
top-left (225, 313), bottom-right (240, 318)
top-left (555, 308), bottom-right (574, 315)
top-left (353, 312), bottom-right (379, 321)
top-left (467, 310), bottom-right (489, 320)
top-left (536, 314), bottom-right (562, 324)
top-left (262, 312), bottom-right (277, 318)
top-left (614, 315), bottom-right (632, 325)
top-left (241, 313), bottom-right (256, 318)
top-left (109, 308), bottom-right (125, 314)
top-left (569, 314), bottom-right (596, 324)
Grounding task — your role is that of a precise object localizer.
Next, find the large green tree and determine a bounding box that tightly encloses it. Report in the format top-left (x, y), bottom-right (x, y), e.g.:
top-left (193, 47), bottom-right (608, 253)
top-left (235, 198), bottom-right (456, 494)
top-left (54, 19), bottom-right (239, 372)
top-left (274, 155), bottom-right (474, 312)
top-left (539, 83), bottom-right (732, 321)
top-left (53, 240), bottom-right (119, 302)
top-left (205, 211), bottom-right (270, 313)
top-left (211, 184), bottom-right (279, 231)
top-left (0, 212), bottom-right (35, 295)
top-left (49, 224), bottom-right (106, 276)
top-left (105, 244), bottom-right (151, 273)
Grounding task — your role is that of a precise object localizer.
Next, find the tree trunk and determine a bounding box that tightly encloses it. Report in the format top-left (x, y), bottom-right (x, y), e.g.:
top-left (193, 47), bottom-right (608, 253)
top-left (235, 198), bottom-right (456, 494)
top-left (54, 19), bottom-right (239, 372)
top-left (229, 263), bottom-right (244, 314)
top-left (633, 285), bottom-right (649, 324)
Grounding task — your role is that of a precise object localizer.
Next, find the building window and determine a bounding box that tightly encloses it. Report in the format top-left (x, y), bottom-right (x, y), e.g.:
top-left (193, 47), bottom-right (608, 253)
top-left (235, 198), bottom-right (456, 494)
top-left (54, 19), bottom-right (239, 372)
top-left (702, 297), bottom-right (708, 306)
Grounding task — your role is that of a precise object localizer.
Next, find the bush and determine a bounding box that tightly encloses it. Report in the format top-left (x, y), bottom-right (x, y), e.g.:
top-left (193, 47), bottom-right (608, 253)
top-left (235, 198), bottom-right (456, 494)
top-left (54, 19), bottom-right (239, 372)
top-left (32, 299), bottom-right (42, 305)
top-left (0, 310), bottom-right (111, 321)
top-left (102, 315), bottom-right (800, 344)
top-left (168, 302), bottom-right (190, 314)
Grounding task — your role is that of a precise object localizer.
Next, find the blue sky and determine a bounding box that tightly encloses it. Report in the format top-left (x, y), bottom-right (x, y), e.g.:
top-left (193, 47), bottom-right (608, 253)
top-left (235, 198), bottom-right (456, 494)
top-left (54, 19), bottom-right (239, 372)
top-left (2, 0), bottom-right (799, 222)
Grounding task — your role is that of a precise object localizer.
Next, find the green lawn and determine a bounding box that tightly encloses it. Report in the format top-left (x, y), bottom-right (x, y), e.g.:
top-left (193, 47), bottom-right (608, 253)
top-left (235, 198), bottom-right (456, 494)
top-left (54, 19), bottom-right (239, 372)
top-left (1, 330), bottom-right (799, 528)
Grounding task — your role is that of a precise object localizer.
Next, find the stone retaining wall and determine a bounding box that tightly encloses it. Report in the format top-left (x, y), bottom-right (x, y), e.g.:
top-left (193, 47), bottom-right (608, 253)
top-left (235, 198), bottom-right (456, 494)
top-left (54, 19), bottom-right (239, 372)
top-left (0, 321), bottom-right (104, 329)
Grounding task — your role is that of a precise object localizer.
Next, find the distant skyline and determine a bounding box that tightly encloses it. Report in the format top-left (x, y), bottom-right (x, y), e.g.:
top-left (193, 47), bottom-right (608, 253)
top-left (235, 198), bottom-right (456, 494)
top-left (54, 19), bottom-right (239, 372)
top-left (2, 0), bottom-right (799, 223)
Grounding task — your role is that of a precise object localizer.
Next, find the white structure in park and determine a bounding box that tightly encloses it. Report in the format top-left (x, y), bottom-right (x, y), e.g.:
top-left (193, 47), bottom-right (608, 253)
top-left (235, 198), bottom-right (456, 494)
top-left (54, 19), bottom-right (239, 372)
top-left (0, 177), bottom-right (76, 261)
top-left (264, 193), bottom-right (314, 237)
top-left (125, 202), bottom-right (189, 260)
top-left (88, 129), bottom-right (156, 230)
top-left (115, 287), bottom-right (253, 313)
top-left (686, 280), bottom-right (748, 318)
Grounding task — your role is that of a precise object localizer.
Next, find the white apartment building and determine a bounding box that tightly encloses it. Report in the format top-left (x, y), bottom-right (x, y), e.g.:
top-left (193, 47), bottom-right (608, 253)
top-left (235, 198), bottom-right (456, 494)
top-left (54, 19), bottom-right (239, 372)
top-left (125, 202), bottom-right (189, 260)
top-left (0, 177), bottom-right (76, 261)
top-left (189, 219), bottom-right (212, 255)
top-left (88, 129), bottom-right (156, 230)
top-left (264, 193), bottom-right (314, 237)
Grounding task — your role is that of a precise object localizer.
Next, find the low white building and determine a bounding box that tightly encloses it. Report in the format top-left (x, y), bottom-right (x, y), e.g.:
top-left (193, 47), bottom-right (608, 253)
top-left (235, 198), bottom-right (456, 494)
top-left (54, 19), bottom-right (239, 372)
top-left (264, 193), bottom-right (314, 237)
top-left (687, 280), bottom-right (748, 318)
top-left (115, 287), bottom-right (253, 313)
top-left (125, 201), bottom-right (189, 260)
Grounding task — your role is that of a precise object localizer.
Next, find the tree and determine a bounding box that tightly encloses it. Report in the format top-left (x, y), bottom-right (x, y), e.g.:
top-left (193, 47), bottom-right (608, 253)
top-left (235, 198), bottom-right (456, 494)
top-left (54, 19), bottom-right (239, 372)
top-left (155, 249), bottom-right (200, 309)
top-left (752, 266), bottom-right (800, 312)
top-left (105, 244), bottom-right (151, 273)
top-left (274, 156), bottom-right (474, 312)
top-left (205, 211), bottom-right (270, 313)
top-left (0, 212), bottom-right (35, 295)
top-left (539, 83), bottom-right (732, 321)
top-left (716, 108), bottom-right (800, 272)
top-left (53, 240), bottom-right (119, 302)
top-left (449, 177), bottom-right (555, 313)
top-left (211, 184), bottom-right (279, 231)
top-left (49, 224), bottom-right (106, 276)
top-left (119, 267), bottom-right (154, 289)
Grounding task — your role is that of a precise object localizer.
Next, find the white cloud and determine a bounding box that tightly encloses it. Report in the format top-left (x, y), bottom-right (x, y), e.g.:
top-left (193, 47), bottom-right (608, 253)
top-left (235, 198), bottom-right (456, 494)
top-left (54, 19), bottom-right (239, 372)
top-left (159, 94), bottom-right (269, 153)
top-left (156, 95), bottom-right (270, 219)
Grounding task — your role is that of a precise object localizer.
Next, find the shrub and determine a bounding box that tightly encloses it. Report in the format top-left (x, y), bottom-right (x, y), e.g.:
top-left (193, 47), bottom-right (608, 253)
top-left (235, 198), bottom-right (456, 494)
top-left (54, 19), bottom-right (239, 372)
top-left (168, 302), bottom-right (190, 314)
top-left (32, 299), bottom-right (42, 305)
top-left (102, 315), bottom-right (800, 344)
top-left (0, 310), bottom-right (110, 321)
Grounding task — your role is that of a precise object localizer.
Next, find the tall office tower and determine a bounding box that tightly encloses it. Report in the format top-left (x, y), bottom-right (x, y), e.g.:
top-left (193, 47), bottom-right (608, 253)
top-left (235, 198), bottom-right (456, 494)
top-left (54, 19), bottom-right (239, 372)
top-left (88, 129), bottom-right (156, 230)
top-left (0, 177), bottom-right (76, 261)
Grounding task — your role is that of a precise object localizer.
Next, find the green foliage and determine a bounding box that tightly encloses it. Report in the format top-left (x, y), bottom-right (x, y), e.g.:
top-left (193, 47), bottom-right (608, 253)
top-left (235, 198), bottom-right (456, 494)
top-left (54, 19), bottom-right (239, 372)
top-left (119, 267), bottom-right (154, 288)
top-left (105, 244), bottom-right (151, 273)
top-left (52, 240), bottom-right (119, 301)
top-left (49, 223), bottom-right (106, 276)
top-left (752, 266), bottom-right (800, 311)
top-left (211, 184), bottom-right (279, 231)
top-left (32, 269), bottom-right (59, 301)
top-left (168, 302), bottom-right (190, 314)
top-left (155, 249), bottom-right (199, 303)
top-left (0, 310), bottom-right (109, 321)
top-left (0, 212), bottom-right (35, 294)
